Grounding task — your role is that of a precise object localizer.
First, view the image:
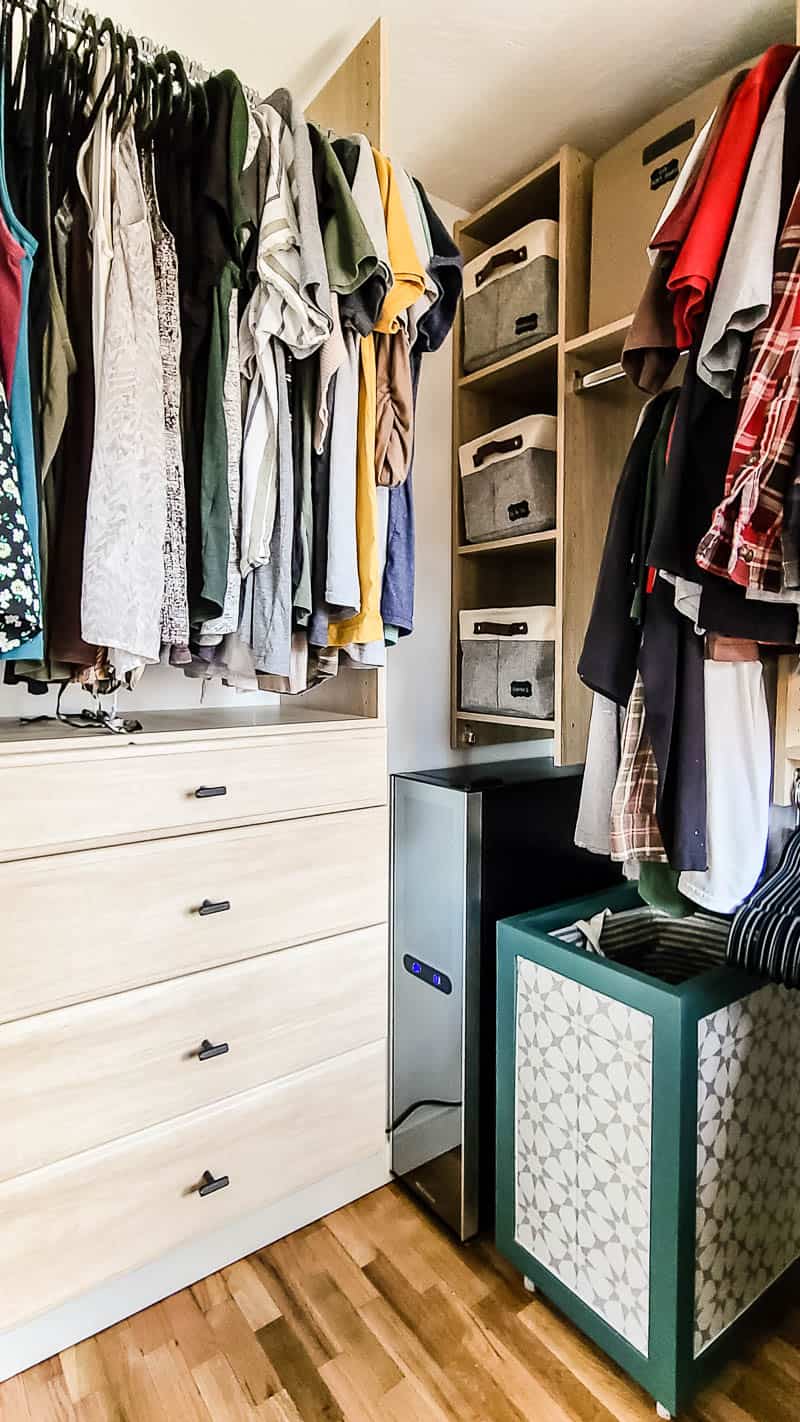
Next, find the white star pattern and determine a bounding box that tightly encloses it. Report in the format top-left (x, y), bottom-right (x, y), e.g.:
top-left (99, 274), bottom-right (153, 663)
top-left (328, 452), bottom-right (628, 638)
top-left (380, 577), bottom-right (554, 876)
top-left (514, 958), bottom-right (653, 1356)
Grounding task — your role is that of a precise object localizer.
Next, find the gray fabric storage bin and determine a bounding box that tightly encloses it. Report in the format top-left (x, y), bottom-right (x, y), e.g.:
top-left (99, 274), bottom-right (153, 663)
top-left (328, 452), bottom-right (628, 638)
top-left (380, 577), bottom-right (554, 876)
top-left (459, 607), bottom-right (556, 720)
top-left (462, 221), bottom-right (559, 373)
top-left (459, 414), bottom-right (557, 544)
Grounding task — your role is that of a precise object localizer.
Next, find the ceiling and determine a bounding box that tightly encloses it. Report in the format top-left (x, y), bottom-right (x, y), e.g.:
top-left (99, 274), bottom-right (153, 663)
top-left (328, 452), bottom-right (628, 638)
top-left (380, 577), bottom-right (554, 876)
top-left (107, 0), bottom-right (795, 212)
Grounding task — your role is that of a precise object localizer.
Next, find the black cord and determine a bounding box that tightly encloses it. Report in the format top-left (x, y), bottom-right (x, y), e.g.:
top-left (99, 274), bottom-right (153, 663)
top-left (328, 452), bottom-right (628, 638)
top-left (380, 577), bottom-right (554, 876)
top-left (390, 1098), bottom-right (462, 1133)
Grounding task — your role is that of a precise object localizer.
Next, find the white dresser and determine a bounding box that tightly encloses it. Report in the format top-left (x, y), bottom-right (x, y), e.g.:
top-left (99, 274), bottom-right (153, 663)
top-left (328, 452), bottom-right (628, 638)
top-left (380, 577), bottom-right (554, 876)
top-left (0, 705), bottom-right (389, 1380)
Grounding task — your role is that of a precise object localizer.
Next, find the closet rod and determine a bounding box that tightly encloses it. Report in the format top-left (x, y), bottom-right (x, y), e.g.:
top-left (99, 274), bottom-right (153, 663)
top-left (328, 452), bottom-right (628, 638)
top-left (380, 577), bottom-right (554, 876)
top-left (573, 350), bottom-right (689, 395)
top-left (13, 0), bottom-right (260, 99)
top-left (572, 362), bottom-right (626, 393)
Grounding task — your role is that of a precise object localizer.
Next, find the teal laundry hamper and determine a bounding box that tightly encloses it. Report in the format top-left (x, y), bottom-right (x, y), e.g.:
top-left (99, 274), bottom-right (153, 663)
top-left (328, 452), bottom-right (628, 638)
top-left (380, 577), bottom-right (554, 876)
top-left (495, 884), bottom-right (800, 1418)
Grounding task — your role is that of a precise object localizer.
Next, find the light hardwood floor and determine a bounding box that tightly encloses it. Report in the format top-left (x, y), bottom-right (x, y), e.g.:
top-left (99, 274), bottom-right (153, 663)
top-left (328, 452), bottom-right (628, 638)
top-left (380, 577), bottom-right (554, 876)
top-left (1, 1182), bottom-right (796, 1421)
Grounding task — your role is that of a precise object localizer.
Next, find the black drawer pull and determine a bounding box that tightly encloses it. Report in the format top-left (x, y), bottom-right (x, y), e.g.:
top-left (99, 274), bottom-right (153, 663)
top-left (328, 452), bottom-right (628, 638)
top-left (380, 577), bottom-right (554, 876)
top-left (508, 500), bottom-right (530, 523)
top-left (198, 1170), bottom-right (229, 1198)
top-left (198, 898), bottom-right (231, 917)
top-left (198, 1038), bottom-right (230, 1061)
top-left (195, 785), bottom-right (227, 799)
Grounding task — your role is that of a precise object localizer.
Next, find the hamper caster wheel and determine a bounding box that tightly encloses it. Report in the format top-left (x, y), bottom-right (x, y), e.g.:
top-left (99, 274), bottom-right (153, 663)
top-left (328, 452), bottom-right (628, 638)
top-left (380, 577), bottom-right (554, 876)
top-left (523, 1277), bottom-right (537, 1294)
top-left (656, 1406), bottom-right (672, 1420)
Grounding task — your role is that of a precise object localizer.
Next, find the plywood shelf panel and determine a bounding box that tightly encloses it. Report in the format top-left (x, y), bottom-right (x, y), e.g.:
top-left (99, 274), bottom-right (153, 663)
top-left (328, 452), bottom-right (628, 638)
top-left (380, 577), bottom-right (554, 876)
top-left (564, 314), bottom-right (634, 365)
top-left (460, 155), bottom-right (561, 246)
top-left (458, 336), bottom-right (559, 401)
top-left (457, 531), bottom-right (557, 557)
top-left (456, 712), bottom-right (555, 732)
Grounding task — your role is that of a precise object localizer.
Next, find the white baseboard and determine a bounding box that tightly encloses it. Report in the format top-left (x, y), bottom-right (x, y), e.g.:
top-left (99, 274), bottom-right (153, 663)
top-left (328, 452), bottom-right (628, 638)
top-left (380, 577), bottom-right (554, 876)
top-left (0, 1150), bottom-right (389, 1383)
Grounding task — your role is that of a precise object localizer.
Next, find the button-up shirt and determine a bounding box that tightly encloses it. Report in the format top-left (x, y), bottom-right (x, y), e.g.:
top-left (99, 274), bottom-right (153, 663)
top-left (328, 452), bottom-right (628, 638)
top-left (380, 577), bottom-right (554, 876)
top-left (696, 179), bottom-right (800, 593)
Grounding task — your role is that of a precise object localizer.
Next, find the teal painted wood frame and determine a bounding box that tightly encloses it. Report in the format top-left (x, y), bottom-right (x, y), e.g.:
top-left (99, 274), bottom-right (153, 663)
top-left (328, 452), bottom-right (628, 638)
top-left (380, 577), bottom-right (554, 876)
top-left (495, 886), bottom-right (777, 1417)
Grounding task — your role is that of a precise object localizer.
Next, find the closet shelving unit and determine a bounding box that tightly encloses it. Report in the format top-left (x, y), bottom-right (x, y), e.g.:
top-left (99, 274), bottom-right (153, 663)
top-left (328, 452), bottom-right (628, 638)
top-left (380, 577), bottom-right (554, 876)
top-left (452, 145), bottom-right (598, 765)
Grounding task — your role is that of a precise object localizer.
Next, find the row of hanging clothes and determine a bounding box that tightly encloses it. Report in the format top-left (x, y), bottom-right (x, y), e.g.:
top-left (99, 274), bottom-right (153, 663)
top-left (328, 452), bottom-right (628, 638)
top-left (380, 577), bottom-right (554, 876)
top-left (0, 0), bottom-right (462, 697)
top-left (575, 43), bottom-right (800, 934)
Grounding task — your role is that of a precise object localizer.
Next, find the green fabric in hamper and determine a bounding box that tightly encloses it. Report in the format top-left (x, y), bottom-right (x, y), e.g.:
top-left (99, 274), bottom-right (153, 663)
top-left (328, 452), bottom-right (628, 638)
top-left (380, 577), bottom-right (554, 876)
top-left (495, 885), bottom-right (800, 1418)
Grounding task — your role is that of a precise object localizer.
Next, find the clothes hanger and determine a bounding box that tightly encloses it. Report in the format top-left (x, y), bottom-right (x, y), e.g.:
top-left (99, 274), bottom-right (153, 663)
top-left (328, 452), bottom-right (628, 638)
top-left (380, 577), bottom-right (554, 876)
top-left (112, 31), bottom-right (139, 136)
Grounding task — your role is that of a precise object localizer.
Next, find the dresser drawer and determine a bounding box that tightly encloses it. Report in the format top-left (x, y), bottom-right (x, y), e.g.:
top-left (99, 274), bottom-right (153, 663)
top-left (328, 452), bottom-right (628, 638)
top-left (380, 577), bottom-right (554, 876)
top-left (0, 727), bottom-right (386, 859)
top-left (0, 1040), bottom-right (386, 1331)
top-left (0, 925), bottom-right (387, 1182)
top-left (0, 808), bottom-right (388, 1023)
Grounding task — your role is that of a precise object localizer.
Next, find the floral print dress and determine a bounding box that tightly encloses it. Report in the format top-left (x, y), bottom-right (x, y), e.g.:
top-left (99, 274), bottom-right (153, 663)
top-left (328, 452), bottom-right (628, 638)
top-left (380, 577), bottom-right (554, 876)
top-left (0, 378), bottom-right (40, 654)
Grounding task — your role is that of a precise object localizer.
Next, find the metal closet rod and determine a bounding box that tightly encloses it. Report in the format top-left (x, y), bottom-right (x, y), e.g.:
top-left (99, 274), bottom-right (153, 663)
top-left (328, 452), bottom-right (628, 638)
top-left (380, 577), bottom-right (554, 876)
top-left (573, 349), bottom-right (689, 394)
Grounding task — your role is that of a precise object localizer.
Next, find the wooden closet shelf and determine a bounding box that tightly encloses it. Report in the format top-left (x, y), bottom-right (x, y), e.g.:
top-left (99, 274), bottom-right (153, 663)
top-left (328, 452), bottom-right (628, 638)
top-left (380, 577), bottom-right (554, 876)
top-left (457, 530), bottom-right (557, 557)
top-left (456, 711), bottom-right (556, 732)
top-left (564, 313), bottom-right (634, 365)
top-left (0, 704), bottom-right (373, 749)
top-left (458, 335), bottom-right (559, 398)
top-left (460, 153), bottom-right (561, 246)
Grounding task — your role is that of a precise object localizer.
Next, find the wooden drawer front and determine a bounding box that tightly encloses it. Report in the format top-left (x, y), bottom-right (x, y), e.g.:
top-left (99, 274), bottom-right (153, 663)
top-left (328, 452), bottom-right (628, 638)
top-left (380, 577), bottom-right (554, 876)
top-left (0, 728), bottom-right (386, 859)
top-left (0, 1040), bottom-right (386, 1331)
top-left (0, 925), bottom-right (387, 1182)
top-left (0, 808), bottom-right (388, 1023)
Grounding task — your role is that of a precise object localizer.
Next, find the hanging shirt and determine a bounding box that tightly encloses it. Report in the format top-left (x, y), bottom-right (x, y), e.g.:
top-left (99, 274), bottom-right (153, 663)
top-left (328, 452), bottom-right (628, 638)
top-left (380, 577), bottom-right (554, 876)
top-left (0, 71), bottom-right (41, 662)
top-left (239, 99), bottom-right (330, 580)
top-left (80, 124), bottom-right (166, 673)
top-left (696, 179), bottom-right (800, 594)
top-left (663, 45), bottom-right (796, 351)
top-left (0, 373), bottom-right (40, 653)
top-left (327, 147), bottom-right (426, 649)
top-left (698, 55), bottom-right (800, 398)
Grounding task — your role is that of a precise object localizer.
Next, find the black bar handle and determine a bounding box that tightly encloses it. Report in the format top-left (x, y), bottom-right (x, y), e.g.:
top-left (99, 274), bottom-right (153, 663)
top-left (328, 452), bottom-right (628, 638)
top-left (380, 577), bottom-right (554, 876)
top-left (198, 1038), bottom-right (230, 1061)
top-left (198, 898), bottom-right (231, 916)
top-left (197, 1170), bottom-right (230, 1198)
top-left (195, 785), bottom-right (227, 799)
top-left (473, 621), bottom-right (528, 637)
top-left (473, 434), bottom-right (523, 468)
top-left (475, 244), bottom-right (527, 288)
top-left (514, 312), bottom-right (539, 335)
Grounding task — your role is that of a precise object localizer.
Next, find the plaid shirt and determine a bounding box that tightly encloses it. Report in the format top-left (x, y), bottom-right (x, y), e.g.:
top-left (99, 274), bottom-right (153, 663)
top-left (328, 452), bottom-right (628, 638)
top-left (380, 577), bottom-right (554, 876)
top-left (610, 675), bottom-right (667, 864)
top-left (696, 182), bottom-right (800, 593)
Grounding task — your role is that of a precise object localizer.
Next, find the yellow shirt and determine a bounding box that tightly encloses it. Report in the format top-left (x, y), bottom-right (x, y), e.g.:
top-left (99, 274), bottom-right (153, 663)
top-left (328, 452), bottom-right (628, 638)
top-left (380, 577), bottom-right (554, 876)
top-left (328, 150), bottom-right (427, 648)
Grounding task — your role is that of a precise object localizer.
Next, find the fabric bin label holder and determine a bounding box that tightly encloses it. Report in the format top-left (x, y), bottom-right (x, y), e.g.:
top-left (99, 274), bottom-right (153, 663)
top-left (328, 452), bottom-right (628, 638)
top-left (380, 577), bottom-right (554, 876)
top-left (459, 414), bottom-right (557, 544)
top-left (459, 606), bottom-right (556, 719)
top-left (462, 220), bottom-right (559, 372)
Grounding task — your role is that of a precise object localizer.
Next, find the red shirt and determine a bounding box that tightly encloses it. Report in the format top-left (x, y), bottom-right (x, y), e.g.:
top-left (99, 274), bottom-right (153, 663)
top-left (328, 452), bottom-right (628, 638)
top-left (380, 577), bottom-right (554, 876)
top-left (0, 212), bottom-right (22, 395)
top-left (666, 45), bottom-right (797, 351)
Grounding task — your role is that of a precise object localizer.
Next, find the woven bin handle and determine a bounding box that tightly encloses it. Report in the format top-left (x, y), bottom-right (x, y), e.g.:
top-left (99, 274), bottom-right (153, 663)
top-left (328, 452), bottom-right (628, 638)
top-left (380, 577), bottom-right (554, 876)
top-left (473, 434), bottom-right (523, 468)
top-left (472, 621), bottom-right (528, 637)
top-left (475, 245), bottom-right (527, 288)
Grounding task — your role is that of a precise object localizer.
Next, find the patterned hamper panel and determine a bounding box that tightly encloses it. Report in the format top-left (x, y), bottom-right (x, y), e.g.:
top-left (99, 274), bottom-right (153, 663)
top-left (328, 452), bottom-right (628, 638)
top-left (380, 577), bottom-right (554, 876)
top-left (514, 958), bottom-right (654, 1355)
top-left (695, 986), bottom-right (800, 1356)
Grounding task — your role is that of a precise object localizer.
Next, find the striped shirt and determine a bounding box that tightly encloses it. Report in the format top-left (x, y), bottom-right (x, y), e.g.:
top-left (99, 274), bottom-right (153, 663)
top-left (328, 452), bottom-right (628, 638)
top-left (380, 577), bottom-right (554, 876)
top-left (696, 179), bottom-right (800, 593)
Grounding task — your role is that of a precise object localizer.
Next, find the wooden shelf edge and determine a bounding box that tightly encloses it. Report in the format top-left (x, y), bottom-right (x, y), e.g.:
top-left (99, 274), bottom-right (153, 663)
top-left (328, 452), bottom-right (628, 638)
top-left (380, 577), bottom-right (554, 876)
top-left (564, 314), bottom-right (634, 356)
top-left (456, 711), bottom-right (556, 731)
top-left (458, 334), bottom-right (560, 390)
top-left (457, 531), bottom-right (557, 557)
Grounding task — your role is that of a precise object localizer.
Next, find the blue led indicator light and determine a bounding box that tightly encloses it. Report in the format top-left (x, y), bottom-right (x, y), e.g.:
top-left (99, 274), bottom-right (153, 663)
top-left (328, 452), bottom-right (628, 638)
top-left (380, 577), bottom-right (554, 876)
top-left (412, 962), bottom-right (421, 974)
top-left (433, 973), bottom-right (441, 987)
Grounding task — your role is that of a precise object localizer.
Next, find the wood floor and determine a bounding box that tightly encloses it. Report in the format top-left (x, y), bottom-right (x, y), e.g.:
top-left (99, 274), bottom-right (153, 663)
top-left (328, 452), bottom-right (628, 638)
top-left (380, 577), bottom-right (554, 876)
top-left (1, 1182), bottom-right (797, 1422)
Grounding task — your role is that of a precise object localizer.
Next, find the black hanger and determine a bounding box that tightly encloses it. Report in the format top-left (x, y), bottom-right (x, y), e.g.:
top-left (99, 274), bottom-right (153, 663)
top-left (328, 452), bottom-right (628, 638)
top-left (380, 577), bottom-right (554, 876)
top-left (112, 31), bottom-right (139, 136)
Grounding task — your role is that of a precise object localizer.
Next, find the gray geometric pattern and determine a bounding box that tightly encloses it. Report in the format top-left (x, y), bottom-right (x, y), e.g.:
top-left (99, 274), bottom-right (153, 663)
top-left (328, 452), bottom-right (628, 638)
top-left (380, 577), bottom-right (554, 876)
top-left (695, 985), bottom-right (800, 1356)
top-left (514, 958), bottom-right (653, 1356)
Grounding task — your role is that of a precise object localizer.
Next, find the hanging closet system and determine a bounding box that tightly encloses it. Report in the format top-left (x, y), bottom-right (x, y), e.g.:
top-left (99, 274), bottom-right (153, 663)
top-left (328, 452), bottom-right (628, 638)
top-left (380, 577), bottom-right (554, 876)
top-left (0, 12), bottom-right (413, 1384)
top-left (0, 0), bottom-right (454, 726)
